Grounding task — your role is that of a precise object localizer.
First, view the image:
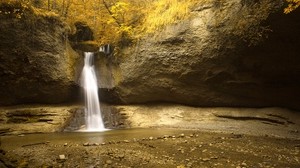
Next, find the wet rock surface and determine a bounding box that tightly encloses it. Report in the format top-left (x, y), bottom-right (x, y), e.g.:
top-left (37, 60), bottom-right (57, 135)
top-left (0, 129), bottom-right (299, 167)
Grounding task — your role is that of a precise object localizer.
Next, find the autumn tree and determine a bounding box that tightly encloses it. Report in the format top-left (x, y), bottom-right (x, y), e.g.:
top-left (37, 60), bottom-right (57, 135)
top-left (1, 0), bottom-right (201, 47)
top-left (284, 0), bottom-right (300, 13)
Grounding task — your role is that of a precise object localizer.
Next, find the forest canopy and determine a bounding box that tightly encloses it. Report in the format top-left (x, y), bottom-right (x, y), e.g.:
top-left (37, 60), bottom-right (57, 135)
top-left (0, 0), bottom-right (200, 46)
top-left (1, 0), bottom-right (299, 46)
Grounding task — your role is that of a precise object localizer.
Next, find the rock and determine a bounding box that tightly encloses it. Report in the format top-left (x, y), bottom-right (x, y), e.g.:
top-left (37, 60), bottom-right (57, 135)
top-left (59, 155), bottom-right (66, 160)
top-left (202, 158), bottom-right (210, 162)
top-left (105, 160), bottom-right (112, 165)
top-left (64, 143), bottom-right (68, 146)
top-left (100, 0), bottom-right (300, 110)
top-left (0, 2), bottom-right (80, 105)
top-left (83, 142), bottom-right (89, 146)
top-left (241, 162), bottom-right (247, 166)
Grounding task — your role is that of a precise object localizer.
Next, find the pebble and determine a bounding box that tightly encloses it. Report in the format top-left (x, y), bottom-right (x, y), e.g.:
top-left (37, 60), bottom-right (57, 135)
top-left (202, 158), bottom-right (210, 162)
top-left (149, 137), bottom-right (154, 140)
top-left (241, 162), bottom-right (247, 166)
top-left (59, 155), bottom-right (66, 160)
top-left (64, 143), bottom-right (68, 146)
top-left (179, 134), bottom-right (185, 138)
top-left (106, 160), bottom-right (112, 165)
top-left (123, 140), bottom-right (129, 143)
top-left (83, 142), bottom-right (89, 146)
top-left (94, 143), bottom-right (99, 146)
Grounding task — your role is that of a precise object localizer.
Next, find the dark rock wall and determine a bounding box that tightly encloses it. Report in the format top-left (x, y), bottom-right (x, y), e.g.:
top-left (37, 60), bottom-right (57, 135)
top-left (0, 6), bottom-right (80, 105)
top-left (101, 0), bottom-right (300, 110)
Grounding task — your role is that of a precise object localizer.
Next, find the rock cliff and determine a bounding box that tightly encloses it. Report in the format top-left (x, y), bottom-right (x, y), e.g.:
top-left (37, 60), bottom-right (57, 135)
top-left (102, 0), bottom-right (300, 110)
top-left (0, 2), bottom-right (80, 105)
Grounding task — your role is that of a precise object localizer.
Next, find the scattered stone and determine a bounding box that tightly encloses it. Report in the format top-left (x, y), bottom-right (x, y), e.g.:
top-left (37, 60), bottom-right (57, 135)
top-left (124, 140), bottom-right (129, 143)
top-left (106, 160), bottom-right (112, 165)
top-left (187, 162), bottom-right (193, 167)
top-left (241, 162), bottom-right (247, 166)
top-left (83, 142), bottom-right (89, 146)
top-left (149, 137), bottom-right (154, 140)
top-left (202, 158), bottom-right (210, 162)
top-left (101, 142), bottom-right (106, 145)
top-left (94, 143), bottom-right (99, 146)
top-left (64, 143), bottom-right (68, 146)
top-left (179, 134), bottom-right (185, 138)
top-left (59, 155), bottom-right (66, 160)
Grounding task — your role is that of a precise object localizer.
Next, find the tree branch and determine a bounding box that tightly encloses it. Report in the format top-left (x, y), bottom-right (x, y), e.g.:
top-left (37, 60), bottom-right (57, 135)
top-left (102, 0), bottom-right (122, 27)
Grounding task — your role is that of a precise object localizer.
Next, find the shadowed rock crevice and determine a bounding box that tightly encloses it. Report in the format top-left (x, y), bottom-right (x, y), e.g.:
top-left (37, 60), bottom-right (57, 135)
top-left (214, 115), bottom-right (287, 125)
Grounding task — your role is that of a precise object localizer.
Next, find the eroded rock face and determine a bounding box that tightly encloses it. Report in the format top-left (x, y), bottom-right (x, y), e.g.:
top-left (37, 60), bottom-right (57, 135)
top-left (0, 105), bottom-right (82, 135)
top-left (110, 104), bottom-right (300, 139)
top-left (0, 4), bottom-right (80, 105)
top-left (103, 0), bottom-right (300, 110)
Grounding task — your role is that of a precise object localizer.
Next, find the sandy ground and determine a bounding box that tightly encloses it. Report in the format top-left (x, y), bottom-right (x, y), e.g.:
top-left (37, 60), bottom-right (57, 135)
top-left (0, 128), bottom-right (300, 168)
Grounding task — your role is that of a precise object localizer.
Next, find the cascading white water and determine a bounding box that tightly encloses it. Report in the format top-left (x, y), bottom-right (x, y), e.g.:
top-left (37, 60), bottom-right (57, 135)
top-left (81, 52), bottom-right (105, 131)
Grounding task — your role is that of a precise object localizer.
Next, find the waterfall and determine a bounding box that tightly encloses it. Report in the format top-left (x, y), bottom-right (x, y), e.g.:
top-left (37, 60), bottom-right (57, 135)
top-left (81, 52), bottom-right (105, 131)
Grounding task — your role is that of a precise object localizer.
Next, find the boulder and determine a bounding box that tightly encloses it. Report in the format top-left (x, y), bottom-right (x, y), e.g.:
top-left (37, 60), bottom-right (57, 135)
top-left (0, 2), bottom-right (80, 105)
top-left (102, 0), bottom-right (300, 110)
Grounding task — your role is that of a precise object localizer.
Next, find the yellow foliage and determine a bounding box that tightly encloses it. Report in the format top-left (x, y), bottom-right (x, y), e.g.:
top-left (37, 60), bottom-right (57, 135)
top-left (0, 0), bottom-right (203, 47)
top-left (142, 0), bottom-right (198, 33)
top-left (284, 0), bottom-right (300, 14)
